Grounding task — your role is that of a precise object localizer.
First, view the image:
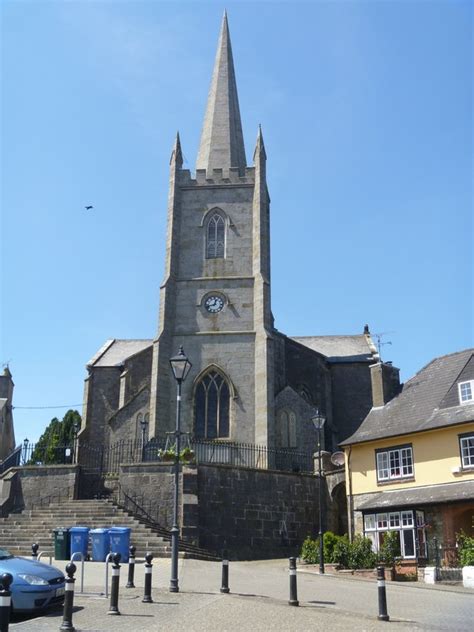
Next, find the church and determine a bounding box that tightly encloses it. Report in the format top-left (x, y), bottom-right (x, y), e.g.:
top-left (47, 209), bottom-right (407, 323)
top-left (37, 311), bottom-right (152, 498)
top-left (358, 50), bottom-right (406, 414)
top-left (79, 13), bottom-right (400, 463)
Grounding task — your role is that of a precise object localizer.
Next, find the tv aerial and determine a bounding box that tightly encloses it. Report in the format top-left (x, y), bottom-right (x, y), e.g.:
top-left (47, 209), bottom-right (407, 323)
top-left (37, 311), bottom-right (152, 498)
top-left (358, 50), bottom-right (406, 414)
top-left (373, 331), bottom-right (395, 361)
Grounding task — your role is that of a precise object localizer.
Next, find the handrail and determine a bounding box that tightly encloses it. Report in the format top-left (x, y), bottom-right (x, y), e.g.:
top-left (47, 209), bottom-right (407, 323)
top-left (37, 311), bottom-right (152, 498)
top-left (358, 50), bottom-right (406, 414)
top-left (116, 483), bottom-right (160, 527)
top-left (0, 446), bottom-right (22, 475)
top-left (70, 552), bottom-right (85, 593)
top-left (113, 484), bottom-right (221, 560)
top-left (104, 552), bottom-right (115, 598)
top-left (28, 488), bottom-right (71, 511)
top-left (37, 551), bottom-right (53, 565)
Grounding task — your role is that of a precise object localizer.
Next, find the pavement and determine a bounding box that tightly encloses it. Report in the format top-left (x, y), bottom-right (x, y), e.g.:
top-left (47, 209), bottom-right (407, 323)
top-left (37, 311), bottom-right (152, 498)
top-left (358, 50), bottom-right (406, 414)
top-left (9, 558), bottom-right (474, 631)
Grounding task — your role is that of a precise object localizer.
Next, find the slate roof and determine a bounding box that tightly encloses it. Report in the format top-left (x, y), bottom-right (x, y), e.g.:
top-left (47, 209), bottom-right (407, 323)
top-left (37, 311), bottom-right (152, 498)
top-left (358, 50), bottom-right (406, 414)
top-left (291, 334), bottom-right (378, 363)
top-left (87, 339), bottom-right (153, 368)
top-left (356, 480), bottom-right (474, 510)
top-left (341, 348), bottom-right (474, 446)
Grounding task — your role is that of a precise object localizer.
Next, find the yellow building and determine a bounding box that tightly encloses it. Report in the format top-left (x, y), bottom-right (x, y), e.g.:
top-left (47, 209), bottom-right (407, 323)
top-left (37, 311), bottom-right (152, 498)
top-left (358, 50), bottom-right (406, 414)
top-left (341, 349), bottom-right (474, 563)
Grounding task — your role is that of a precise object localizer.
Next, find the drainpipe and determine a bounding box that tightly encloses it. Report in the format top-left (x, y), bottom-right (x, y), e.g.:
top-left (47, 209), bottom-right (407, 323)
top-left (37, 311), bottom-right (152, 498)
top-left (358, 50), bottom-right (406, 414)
top-left (347, 445), bottom-right (355, 542)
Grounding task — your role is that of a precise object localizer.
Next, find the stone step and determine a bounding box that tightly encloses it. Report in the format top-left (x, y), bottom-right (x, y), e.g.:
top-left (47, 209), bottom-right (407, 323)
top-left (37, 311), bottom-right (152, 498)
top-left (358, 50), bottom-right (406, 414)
top-left (1, 499), bottom-right (217, 561)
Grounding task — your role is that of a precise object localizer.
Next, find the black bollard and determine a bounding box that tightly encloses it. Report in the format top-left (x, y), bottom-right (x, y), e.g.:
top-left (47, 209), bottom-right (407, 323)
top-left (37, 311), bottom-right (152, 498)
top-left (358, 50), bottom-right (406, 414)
top-left (107, 553), bottom-right (121, 616)
top-left (142, 552), bottom-right (153, 603)
top-left (376, 566), bottom-right (390, 622)
top-left (31, 542), bottom-right (39, 560)
top-left (220, 549), bottom-right (230, 594)
top-left (0, 572), bottom-right (13, 632)
top-left (126, 545), bottom-right (136, 588)
top-left (288, 557), bottom-right (299, 606)
top-left (59, 562), bottom-right (76, 632)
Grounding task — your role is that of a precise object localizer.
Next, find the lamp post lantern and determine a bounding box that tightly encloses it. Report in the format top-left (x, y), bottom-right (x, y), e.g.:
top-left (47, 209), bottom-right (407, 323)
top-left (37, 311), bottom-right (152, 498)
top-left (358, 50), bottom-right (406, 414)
top-left (140, 416), bottom-right (149, 461)
top-left (22, 438), bottom-right (29, 465)
top-left (169, 346), bottom-right (192, 593)
top-left (311, 409), bottom-right (326, 575)
top-left (72, 420), bottom-right (80, 464)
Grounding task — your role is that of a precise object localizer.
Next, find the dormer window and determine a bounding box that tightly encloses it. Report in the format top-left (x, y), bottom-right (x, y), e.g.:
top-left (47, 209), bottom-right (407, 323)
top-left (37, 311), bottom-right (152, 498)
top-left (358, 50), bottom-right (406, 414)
top-left (458, 380), bottom-right (474, 404)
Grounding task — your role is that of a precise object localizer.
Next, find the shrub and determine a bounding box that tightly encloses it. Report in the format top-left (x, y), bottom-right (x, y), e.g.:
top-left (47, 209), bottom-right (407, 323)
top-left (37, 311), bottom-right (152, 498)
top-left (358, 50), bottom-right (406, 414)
top-left (300, 532), bottom-right (377, 569)
top-left (457, 532), bottom-right (474, 567)
top-left (379, 531), bottom-right (401, 568)
top-left (332, 535), bottom-right (350, 568)
top-left (301, 535), bottom-right (319, 564)
top-left (300, 532), bottom-right (350, 565)
top-left (323, 531), bottom-right (341, 563)
top-left (348, 535), bottom-right (377, 570)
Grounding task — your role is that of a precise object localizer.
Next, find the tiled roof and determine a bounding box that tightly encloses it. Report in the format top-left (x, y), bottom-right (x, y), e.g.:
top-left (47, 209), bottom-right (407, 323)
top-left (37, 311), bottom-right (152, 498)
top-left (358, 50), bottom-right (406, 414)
top-left (87, 339), bottom-right (153, 368)
top-left (356, 480), bottom-right (474, 510)
top-left (341, 348), bottom-right (474, 445)
top-left (291, 334), bottom-right (378, 362)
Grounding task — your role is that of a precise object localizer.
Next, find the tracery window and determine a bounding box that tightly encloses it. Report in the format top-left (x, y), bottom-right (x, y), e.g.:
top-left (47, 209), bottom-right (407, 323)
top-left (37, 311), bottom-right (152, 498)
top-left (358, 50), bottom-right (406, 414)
top-left (206, 212), bottom-right (225, 259)
top-left (194, 371), bottom-right (230, 438)
top-left (135, 412), bottom-right (143, 442)
top-left (277, 410), bottom-right (297, 448)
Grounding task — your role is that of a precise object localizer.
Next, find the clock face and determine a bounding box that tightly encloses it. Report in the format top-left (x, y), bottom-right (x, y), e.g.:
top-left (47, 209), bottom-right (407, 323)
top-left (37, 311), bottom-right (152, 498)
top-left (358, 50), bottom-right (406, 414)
top-left (204, 295), bottom-right (225, 313)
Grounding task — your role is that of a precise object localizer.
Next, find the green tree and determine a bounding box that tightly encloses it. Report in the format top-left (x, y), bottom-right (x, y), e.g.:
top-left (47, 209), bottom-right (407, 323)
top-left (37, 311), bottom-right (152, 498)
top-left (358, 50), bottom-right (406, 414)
top-left (29, 410), bottom-right (81, 465)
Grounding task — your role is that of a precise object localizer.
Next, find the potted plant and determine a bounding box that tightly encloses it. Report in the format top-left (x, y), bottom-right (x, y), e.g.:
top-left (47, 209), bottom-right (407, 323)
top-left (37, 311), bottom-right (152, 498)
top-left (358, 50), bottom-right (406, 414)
top-left (180, 447), bottom-right (195, 462)
top-left (158, 448), bottom-right (176, 462)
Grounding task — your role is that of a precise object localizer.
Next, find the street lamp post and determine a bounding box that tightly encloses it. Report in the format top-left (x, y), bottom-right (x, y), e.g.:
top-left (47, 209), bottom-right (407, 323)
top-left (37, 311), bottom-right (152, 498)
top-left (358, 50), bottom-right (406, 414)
top-left (72, 420), bottom-right (80, 464)
top-left (22, 438), bottom-right (29, 465)
top-left (169, 346), bottom-right (192, 593)
top-left (312, 409), bottom-right (326, 575)
top-left (140, 416), bottom-right (149, 461)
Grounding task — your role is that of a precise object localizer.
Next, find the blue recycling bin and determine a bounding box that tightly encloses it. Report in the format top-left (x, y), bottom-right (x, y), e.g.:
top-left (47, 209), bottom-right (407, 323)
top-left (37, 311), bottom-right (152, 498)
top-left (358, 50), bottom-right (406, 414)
top-left (90, 528), bottom-right (110, 562)
top-left (109, 527), bottom-right (131, 563)
top-left (70, 526), bottom-right (89, 559)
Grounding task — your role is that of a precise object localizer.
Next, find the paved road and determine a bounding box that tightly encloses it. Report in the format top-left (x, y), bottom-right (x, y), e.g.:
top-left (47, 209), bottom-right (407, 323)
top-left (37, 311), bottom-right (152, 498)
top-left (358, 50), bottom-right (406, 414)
top-left (10, 558), bottom-right (473, 631)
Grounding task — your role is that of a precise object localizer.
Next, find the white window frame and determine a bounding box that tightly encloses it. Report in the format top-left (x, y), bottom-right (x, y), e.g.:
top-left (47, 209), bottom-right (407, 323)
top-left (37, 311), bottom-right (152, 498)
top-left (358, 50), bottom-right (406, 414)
top-left (376, 446), bottom-right (414, 482)
top-left (458, 380), bottom-right (474, 405)
top-left (459, 434), bottom-right (474, 469)
top-left (363, 509), bottom-right (423, 559)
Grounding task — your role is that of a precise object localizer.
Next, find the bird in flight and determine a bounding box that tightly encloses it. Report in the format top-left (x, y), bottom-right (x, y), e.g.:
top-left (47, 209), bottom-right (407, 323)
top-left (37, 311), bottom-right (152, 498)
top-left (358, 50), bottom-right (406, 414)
top-left (85, 205), bottom-right (93, 210)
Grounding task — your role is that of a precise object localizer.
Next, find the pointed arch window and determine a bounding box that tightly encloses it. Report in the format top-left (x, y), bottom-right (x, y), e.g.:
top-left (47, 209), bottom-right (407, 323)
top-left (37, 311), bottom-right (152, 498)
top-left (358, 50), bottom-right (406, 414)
top-left (277, 409), bottom-right (297, 448)
top-left (135, 412), bottom-right (143, 442)
top-left (194, 371), bottom-right (230, 438)
top-left (206, 212), bottom-right (226, 259)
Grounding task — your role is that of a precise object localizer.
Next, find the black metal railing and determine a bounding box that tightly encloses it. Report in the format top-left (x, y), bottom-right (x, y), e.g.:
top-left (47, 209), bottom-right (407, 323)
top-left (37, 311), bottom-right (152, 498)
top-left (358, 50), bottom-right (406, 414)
top-left (14, 438), bottom-right (315, 476)
top-left (0, 445), bottom-right (22, 475)
top-left (115, 483), bottom-right (166, 530)
top-left (427, 537), bottom-right (460, 569)
top-left (18, 441), bottom-right (76, 466)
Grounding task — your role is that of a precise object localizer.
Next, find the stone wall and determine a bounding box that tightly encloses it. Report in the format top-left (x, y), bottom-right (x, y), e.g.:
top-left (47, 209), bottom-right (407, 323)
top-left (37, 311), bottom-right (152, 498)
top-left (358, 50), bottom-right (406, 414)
top-left (118, 463), bottom-right (181, 529)
top-left (196, 464), bottom-right (325, 559)
top-left (110, 461), bottom-right (328, 559)
top-left (8, 465), bottom-right (79, 511)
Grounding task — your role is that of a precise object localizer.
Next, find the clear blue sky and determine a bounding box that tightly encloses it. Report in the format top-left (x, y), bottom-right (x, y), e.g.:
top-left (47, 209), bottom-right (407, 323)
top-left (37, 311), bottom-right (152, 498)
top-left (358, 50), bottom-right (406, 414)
top-left (1, 1), bottom-right (472, 443)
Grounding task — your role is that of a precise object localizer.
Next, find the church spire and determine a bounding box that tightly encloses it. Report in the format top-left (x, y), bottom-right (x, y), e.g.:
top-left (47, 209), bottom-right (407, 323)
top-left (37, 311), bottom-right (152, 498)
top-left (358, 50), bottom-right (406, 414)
top-left (170, 131), bottom-right (183, 168)
top-left (196, 12), bottom-right (247, 175)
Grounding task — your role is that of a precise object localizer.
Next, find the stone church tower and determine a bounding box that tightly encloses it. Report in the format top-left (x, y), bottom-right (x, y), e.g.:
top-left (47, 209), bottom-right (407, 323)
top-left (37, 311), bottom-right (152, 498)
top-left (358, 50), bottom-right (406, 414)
top-left (80, 14), bottom-right (400, 455)
top-left (148, 13), bottom-right (274, 446)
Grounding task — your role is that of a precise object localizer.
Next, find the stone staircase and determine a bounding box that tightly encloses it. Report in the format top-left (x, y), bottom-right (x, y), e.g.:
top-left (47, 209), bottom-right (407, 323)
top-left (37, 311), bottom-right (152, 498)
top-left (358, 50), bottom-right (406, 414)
top-left (0, 498), bottom-right (216, 560)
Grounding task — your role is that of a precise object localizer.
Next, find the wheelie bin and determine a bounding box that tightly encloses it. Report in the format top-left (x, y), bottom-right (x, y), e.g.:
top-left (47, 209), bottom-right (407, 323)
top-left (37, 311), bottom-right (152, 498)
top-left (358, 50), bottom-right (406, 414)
top-left (90, 528), bottom-right (110, 562)
top-left (53, 528), bottom-right (70, 561)
top-left (109, 527), bottom-right (131, 562)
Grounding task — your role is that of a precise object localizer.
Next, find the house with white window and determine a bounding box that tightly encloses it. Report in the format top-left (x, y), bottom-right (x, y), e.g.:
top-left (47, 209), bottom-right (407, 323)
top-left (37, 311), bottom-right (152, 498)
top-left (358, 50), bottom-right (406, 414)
top-left (341, 349), bottom-right (474, 565)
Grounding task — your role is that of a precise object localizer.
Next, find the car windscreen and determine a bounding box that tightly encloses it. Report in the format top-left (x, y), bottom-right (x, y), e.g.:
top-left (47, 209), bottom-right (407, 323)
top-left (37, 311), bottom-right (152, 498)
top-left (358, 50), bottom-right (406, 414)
top-left (0, 548), bottom-right (13, 559)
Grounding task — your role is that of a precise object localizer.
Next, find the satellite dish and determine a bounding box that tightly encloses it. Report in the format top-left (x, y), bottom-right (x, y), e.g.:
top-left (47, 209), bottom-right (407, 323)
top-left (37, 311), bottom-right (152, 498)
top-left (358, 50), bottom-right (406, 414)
top-left (330, 451), bottom-right (345, 467)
